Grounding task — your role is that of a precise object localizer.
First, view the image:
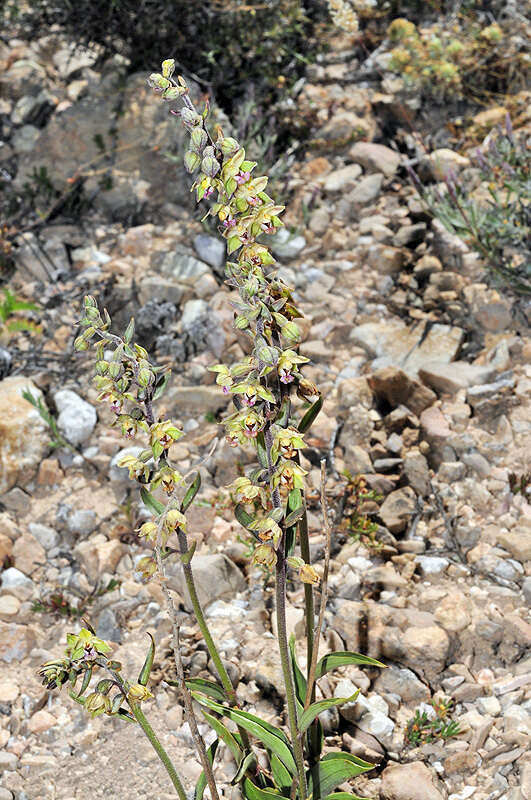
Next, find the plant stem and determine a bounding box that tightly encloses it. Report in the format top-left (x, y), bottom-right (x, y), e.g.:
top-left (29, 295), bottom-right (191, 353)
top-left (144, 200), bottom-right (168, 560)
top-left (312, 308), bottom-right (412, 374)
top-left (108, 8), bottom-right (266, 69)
top-left (276, 548), bottom-right (308, 799)
top-left (175, 530), bottom-right (252, 752)
top-left (128, 700), bottom-right (188, 800)
top-left (298, 508), bottom-right (314, 683)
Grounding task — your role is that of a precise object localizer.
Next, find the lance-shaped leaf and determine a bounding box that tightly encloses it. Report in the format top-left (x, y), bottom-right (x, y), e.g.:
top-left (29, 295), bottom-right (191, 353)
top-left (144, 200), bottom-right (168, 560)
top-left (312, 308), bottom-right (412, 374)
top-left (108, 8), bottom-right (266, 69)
top-left (284, 505), bottom-right (306, 528)
top-left (315, 651), bottom-right (385, 680)
top-left (185, 678), bottom-right (227, 704)
top-left (276, 396), bottom-right (290, 427)
top-left (181, 471), bottom-right (201, 512)
top-left (299, 691), bottom-right (359, 734)
top-left (74, 666), bottom-right (92, 699)
top-left (269, 753), bottom-right (293, 794)
top-left (200, 709), bottom-right (242, 764)
top-left (124, 317), bottom-right (135, 344)
top-left (140, 487), bottom-right (165, 516)
top-left (297, 396), bottom-right (323, 434)
top-left (324, 792), bottom-right (372, 800)
top-left (242, 779), bottom-right (282, 800)
top-left (231, 750), bottom-right (257, 786)
top-left (180, 539), bottom-right (196, 565)
top-left (307, 752), bottom-right (374, 798)
top-left (234, 504), bottom-right (256, 533)
top-left (192, 693), bottom-right (296, 776)
top-left (138, 633), bottom-right (155, 686)
top-left (115, 708), bottom-right (137, 723)
top-left (195, 738), bottom-right (219, 800)
top-left (256, 432), bottom-right (269, 470)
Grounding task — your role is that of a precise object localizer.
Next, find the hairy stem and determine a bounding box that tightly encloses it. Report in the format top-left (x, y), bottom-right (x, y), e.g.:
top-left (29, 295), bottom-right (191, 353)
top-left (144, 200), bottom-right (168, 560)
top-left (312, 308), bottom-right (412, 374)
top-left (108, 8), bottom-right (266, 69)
top-left (128, 700), bottom-right (187, 800)
top-left (276, 549), bottom-right (307, 799)
top-left (154, 537), bottom-right (220, 800)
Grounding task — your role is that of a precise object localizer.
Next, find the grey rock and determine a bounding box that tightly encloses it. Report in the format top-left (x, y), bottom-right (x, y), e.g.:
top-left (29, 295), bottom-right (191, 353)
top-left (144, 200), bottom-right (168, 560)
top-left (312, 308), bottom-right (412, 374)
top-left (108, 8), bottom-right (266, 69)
top-left (0, 751), bottom-right (17, 770)
top-left (379, 487), bottom-right (417, 534)
top-left (54, 389), bottom-right (97, 446)
top-left (403, 451), bottom-right (430, 495)
top-left (0, 568), bottom-right (35, 601)
top-left (11, 91), bottom-right (53, 126)
top-left (394, 222), bottom-right (427, 246)
top-left (166, 553), bottom-right (246, 611)
top-left (1, 59), bottom-right (47, 100)
top-left (180, 299), bottom-right (208, 332)
top-left (419, 360), bottom-right (496, 394)
top-left (416, 556), bottom-right (449, 576)
top-left (373, 665), bottom-right (430, 704)
top-left (323, 163), bottom-right (363, 194)
top-left (96, 607), bottom-right (122, 644)
top-left (309, 206), bottom-right (330, 235)
top-left (437, 461), bottom-right (466, 482)
top-left (523, 577), bottom-right (531, 607)
top-left (53, 44), bottom-right (98, 78)
top-left (28, 523), bottom-right (59, 550)
top-left (11, 124), bottom-right (41, 154)
top-left (157, 244), bottom-right (212, 284)
top-left (67, 509), bottom-right (97, 536)
top-left (193, 235), bottom-right (225, 270)
top-left (349, 142), bottom-right (401, 177)
top-left (270, 228), bottom-right (306, 260)
top-left (348, 173), bottom-right (383, 204)
top-left (367, 243), bottom-right (408, 275)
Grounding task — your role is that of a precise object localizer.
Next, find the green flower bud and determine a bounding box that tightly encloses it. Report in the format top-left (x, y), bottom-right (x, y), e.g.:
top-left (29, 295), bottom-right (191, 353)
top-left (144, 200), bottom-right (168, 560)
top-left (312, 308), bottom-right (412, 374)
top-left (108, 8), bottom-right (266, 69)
top-left (74, 336), bottom-right (89, 352)
top-left (108, 361), bottom-right (121, 379)
top-left (127, 683), bottom-right (154, 703)
top-left (138, 368), bottom-right (153, 387)
top-left (148, 73), bottom-right (170, 90)
top-left (161, 59), bottom-right (175, 79)
top-left (220, 137), bottom-right (240, 157)
top-left (201, 155), bottom-right (220, 178)
top-left (162, 87), bottom-right (180, 101)
top-left (180, 108), bottom-right (202, 128)
top-left (190, 127), bottom-right (208, 153)
top-left (184, 151), bottom-right (201, 173)
top-left (252, 544), bottom-right (277, 569)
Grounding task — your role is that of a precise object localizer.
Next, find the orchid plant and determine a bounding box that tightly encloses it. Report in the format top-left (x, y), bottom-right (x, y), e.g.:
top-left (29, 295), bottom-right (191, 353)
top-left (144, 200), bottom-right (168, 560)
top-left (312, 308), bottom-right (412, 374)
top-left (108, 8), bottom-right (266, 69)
top-left (39, 61), bottom-right (384, 800)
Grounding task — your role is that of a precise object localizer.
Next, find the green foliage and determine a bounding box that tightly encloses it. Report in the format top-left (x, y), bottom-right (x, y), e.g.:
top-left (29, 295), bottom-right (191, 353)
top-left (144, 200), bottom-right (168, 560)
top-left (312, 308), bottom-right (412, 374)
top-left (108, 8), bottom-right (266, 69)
top-left (405, 697), bottom-right (461, 746)
top-left (22, 389), bottom-right (73, 451)
top-left (386, 15), bottom-right (527, 101)
top-left (411, 115), bottom-right (531, 295)
top-left (0, 288), bottom-right (41, 341)
top-left (10, 0), bottom-right (321, 116)
top-left (32, 579), bottom-right (120, 619)
top-left (340, 473), bottom-right (383, 550)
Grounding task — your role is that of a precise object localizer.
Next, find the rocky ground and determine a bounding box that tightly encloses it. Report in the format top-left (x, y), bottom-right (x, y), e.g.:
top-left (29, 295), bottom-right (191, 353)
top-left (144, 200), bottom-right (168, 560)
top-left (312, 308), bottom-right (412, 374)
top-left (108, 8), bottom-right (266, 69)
top-left (1, 18), bottom-right (531, 800)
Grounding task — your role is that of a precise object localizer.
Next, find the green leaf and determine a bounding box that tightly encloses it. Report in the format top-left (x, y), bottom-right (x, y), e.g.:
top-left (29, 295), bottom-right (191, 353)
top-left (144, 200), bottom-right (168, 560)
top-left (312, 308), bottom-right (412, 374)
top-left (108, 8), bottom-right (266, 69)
top-left (74, 666), bottom-right (92, 699)
top-left (269, 753), bottom-right (293, 794)
top-left (231, 750), bottom-right (257, 785)
top-left (315, 651), bottom-right (386, 680)
top-left (138, 632), bottom-right (155, 686)
top-left (192, 693), bottom-right (296, 776)
top-left (195, 739), bottom-right (219, 800)
top-left (297, 396), bottom-right (323, 434)
top-left (242, 779), bottom-right (282, 800)
top-left (299, 692), bottom-right (359, 734)
top-left (256, 432), bottom-right (269, 470)
top-left (140, 487), bottom-right (165, 516)
top-left (227, 236), bottom-right (241, 255)
top-left (284, 505), bottom-right (305, 528)
top-left (235, 504), bottom-right (256, 532)
top-left (324, 792), bottom-right (372, 800)
top-left (200, 710), bottom-right (242, 764)
top-left (307, 752), bottom-right (374, 798)
top-left (115, 708), bottom-right (137, 723)
top-left (288, 635), bottom-right (307, 707)
top-left (185, 678), bottom-right (227, 703)
top-left (181, 472), bottom-right (201, 512)
top-left (276, 396), bottom-right (290, 427)
top-left (124, 317), bottom-right (135, 344)
top-left (153, 373), bottom-right (169, 401)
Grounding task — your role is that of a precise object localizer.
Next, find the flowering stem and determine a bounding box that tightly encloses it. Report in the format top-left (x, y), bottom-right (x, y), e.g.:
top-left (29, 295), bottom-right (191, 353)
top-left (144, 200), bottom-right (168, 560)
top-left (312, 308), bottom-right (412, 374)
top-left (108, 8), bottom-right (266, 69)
top-left (276, 547), bottom-right (307, 799)
top-left (129, 700), bottom-right (188, 800)
top-left (175, 530), bottom-right (252, 753)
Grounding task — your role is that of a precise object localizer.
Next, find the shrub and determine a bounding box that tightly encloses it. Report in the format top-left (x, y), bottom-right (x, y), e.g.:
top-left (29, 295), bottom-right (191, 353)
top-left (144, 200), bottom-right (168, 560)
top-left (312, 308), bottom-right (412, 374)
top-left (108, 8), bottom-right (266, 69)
top-left (385, 15), bottom-right (528, 102)
top-left (410, 114), bottom-right (531, 295)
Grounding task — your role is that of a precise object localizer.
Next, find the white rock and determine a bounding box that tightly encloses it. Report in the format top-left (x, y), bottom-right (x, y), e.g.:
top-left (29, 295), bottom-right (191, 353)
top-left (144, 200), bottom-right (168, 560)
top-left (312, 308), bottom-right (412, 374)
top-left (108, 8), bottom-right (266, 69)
top-left (54, 389), bottom-right (97, 446)
top-left (0, 377), bottom-right (50, 494)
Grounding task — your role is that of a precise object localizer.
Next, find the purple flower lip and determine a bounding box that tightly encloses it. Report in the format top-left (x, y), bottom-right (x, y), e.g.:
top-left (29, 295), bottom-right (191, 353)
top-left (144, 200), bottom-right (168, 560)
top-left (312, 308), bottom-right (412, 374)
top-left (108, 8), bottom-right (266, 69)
top-left (235, 171), bottom-right (250, 184)
top-left (280, 370), bottom-right (294, 384)
top-left (110, 401), bottom-right (121, 413)
top-left (204, 186), bottom-right (215, 198)
top-left (222, 385), bottom-right (230, 394)
top-left (223, 216), bottom-right (236, 228)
